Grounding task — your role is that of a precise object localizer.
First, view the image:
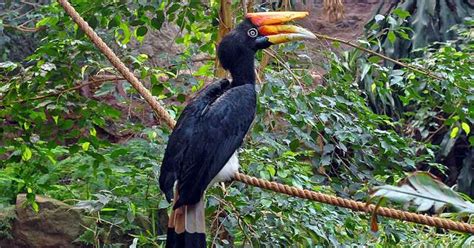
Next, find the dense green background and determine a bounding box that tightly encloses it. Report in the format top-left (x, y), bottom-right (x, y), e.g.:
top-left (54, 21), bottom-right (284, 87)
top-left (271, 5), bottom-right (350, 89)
top-left (1, 0), bottom-right (473, 247)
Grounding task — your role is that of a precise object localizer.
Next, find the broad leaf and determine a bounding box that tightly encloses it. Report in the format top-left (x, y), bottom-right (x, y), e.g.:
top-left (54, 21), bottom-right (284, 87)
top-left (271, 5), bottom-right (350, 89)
top-left (371, 171), bottom-right (474, 213)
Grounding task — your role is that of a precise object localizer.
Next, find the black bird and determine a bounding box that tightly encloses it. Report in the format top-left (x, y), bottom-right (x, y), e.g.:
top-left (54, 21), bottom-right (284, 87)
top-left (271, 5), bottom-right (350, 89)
top-left (159, 11), bottom-right (315, 248)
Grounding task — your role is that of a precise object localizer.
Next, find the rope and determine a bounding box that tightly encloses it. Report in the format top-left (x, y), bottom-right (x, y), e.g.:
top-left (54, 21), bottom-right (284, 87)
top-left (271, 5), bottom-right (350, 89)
top-left (57, 0), bottom-right (474, 235)
top-left (234, 173), bottom-right (474, 234)
top-left (57, 0), bottom-right (176, 129)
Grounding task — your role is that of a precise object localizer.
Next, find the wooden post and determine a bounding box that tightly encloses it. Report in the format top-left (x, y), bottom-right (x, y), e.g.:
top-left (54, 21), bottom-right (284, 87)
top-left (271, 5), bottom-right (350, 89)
top-left (243, 0), bottom-right (254, 14)
top-left (323, 0), bottom-right (345, 23)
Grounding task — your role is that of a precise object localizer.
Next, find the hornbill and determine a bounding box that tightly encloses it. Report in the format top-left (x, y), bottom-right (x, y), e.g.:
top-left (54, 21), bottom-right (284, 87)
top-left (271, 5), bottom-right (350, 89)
top-left (159, 11), bottom-right (315, 247)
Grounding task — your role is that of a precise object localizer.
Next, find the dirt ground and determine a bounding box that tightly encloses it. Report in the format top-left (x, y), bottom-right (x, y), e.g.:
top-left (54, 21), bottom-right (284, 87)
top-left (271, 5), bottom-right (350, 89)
top-left (297, 0), bottom-right (384, 41)
top-left (280, 0), bottom-right (387, 81)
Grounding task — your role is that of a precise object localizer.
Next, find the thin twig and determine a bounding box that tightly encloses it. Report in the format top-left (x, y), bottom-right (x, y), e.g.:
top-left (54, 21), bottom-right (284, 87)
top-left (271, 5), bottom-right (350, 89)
top-left (191, 56), bottom-right (215, 63)
top-left (11, 8), bottom-right (35, 21)
top-left (20, 0), bottom-right (41, 7)
top-left (3, 23), bottom-right (46, 32)
top-left (13, 76), bottom-right (124, 103)
top-left (264, 49), bottom-right (305, 89)
top-left (312, 32), bottom-right (444, 80)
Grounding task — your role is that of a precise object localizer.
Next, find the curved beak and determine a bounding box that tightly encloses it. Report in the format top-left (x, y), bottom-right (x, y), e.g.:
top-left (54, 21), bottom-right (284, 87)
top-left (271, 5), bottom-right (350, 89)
top-left (246, 11), bottom-right (316, 45)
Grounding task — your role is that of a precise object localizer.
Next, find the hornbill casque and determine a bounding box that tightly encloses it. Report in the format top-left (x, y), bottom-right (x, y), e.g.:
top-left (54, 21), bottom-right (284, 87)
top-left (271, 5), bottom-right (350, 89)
top-left (159, 11), bottom-right (315, 247)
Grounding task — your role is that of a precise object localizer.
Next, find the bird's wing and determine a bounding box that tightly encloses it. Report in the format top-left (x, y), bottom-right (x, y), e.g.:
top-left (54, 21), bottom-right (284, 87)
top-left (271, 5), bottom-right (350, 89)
top-left (160, 82), bottom-right (255, 207)
top-left (176, 84), bottom-right (256, 207)
top-left (160, 79), bottom-right (232, 200)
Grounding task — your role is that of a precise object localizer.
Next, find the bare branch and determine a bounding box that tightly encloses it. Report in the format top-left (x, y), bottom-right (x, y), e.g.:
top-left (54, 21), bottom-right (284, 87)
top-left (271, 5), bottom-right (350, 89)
top-left (312, 32), bottom-right (444, 80)
top-left (13, 76), bottom-right (125, 103)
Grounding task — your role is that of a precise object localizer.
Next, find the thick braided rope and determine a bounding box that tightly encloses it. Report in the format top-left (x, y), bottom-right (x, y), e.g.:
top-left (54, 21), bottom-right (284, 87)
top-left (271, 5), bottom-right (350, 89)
top-left (234, 173), bottom-right (474, 234)
top-left (57, 0), bottom-right (176, 128)
top-left (57, 0), bottom-right (474, 235)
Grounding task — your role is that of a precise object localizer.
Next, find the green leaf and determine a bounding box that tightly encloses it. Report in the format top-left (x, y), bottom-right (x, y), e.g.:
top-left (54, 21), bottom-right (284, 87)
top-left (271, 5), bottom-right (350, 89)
top-left (177, 94), bottom-right (186, 103)
top-left (194, 63), bottom-right (213, 77)
top-left (31, 201), bottom-right (39, 213)
top-left (371, 83), bottom-right (376, 92)
top-left (368, 56), bottom-right (380, 63)
top-left (148, 131), bottom-right (157, 140)
top-left (108, 15), bottom-right (120, 28)
top-left (82, 142), bottom-right (90, 151)
top-left (101, 208), bottom-right (117, 212)
top-left (387, 31), bottom-right (396, 44)
top-left (392, 8), bottom-right (410, 19)
top-left (461, 122), bottom-right (470, 135)
top-left (266, 165), bottom-right (276, 177)
top-left (47, 155), bottom-right (57, 165)
top-left (136, 26), bottom-right (148, 37)
top-left (289, 139), bottom-right (300, 151)
top-left (168, 3), bottom-right (180, 14)
top-left (360, 63), bottom-right (370, 80)
top-left (151, 11), bottom-right (165, 30)
top-left (396, 30), bottom-right (410, 40)
top-left (118, 22), bottom-right (131, 44)
top-left (137, 54), bottom-right (148, 62)
top-left (152, 83), bottom-right (164, 95)
top-left (110, 148), bottom-right (128, 158)
top-left (450, 127), bottom-right (459, 139)
top-left (320, 155), bottom-right (331, 166)
top-left (53, 115), bottom-right (59, 125)
top-left (36, 17), bottom-right (55, 28)
top-left (90, 128), bottom-right (97, 137)
top-left (22, 147), bottom-right (32, 161)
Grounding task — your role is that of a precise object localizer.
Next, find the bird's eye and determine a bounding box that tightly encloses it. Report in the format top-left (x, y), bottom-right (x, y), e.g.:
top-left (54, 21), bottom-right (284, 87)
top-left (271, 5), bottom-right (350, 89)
top-left (247, 28), bottom-right (258, 38)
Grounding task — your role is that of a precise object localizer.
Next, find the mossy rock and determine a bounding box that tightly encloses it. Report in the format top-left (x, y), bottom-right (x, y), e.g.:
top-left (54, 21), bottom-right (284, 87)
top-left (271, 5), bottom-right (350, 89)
top-left (12, 194), bottom-right (91, 248)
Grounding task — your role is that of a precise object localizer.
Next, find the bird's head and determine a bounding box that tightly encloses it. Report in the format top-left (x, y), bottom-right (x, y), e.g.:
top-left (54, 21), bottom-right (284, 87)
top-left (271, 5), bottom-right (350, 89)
top-left (217, 11), bottom-right (316, 71)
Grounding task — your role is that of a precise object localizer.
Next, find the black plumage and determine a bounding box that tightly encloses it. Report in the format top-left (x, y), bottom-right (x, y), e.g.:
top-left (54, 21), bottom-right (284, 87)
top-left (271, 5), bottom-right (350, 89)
top-left (158, 12), bottom-right (315, 248)
top-left (160, 79), bottom-right (256, 208)
top-left (159, 20), bottom-right (261, 209)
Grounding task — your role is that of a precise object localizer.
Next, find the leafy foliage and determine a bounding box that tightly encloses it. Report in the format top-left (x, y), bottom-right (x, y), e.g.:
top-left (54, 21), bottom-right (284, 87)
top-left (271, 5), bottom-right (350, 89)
top-left (0, 1), bottom-right (473, 247)
top-left (371, 171), bottom-right (474, 213)
top-left (357, 4), bottom-right (473, 195)
top-left (368, 0), bottom-right (474, 60)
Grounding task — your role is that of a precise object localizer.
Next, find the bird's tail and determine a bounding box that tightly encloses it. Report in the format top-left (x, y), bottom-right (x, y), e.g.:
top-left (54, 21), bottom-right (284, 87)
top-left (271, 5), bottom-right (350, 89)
top-left (166, 193), bottom-right (206, 248)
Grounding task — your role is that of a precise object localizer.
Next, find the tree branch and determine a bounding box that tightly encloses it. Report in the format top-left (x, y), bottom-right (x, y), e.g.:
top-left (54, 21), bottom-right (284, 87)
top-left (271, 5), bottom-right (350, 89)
top-left (13, 76), bottom-right (125, 103)
top-left (312, 32), bottom-right (444, 80)
top-left (3, 23), bottom-right (46, 33)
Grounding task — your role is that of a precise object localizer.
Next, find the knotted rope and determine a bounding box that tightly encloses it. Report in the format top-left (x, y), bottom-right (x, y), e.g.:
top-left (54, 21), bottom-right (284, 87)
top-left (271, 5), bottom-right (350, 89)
top-left (57, 0), bottom-right (474, 235)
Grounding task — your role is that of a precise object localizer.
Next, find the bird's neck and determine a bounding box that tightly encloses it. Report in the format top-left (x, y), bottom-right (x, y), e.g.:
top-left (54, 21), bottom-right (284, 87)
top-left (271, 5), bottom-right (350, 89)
top-left (229, 56), bottom-right (255, 86)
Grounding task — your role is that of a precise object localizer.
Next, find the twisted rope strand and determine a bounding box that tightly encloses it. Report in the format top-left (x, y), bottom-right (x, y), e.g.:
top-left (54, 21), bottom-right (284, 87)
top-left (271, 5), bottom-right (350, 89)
top-left (57, 0), bottom-right (474, 235)
top-left (234, 173), bottom-right (474, 234)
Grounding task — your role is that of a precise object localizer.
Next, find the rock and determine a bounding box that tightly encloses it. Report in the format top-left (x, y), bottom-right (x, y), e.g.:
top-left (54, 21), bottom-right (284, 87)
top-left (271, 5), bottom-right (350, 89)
top-left (12, 194), bottom-right (87, 248)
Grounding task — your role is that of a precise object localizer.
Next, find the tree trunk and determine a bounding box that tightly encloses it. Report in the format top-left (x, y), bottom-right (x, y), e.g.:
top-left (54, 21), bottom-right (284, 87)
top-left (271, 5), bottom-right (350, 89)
top-left (215, 0), bottom-right (234, 78)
